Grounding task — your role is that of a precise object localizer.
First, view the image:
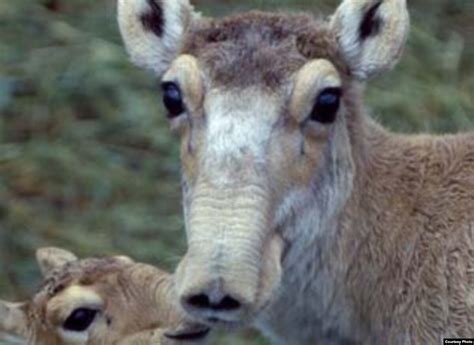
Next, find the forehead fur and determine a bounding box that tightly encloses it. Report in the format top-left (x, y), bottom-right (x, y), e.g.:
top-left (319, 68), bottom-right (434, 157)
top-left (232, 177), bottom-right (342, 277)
top-left (36, 258), bottom-right (130, 301)
top-left (182, 11), bottom-right (345, 90)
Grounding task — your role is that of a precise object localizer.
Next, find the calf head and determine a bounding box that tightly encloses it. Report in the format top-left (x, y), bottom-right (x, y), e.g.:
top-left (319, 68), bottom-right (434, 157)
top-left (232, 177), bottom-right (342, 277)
top-left (0, 247), bottom-right (210, 344)
top-left (118, 0), bottom-right (409, 326)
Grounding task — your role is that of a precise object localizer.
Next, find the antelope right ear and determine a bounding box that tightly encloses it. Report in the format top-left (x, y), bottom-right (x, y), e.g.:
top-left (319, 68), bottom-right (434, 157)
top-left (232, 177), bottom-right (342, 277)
top-left (117, 0), bottom-right (198, 77)
top-left (36, 247), bottom-right (78, 276)
top-left (0, 301), bottom-right (28, 338)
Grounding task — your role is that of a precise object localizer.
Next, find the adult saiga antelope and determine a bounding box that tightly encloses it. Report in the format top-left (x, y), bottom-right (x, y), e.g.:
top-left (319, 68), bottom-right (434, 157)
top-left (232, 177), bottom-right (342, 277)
top-left (0, 248), bottom-right (210, 345)
top-left (118, 0), bottom-right (474, 343)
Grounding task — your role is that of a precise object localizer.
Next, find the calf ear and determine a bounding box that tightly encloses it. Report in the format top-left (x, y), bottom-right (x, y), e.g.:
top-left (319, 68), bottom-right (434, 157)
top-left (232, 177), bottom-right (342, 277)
top-left (114, 255), bottom-right (135, 264)
top-left (117, 0), bottom-right (197, 77)
top-left (331, 0), bottom-right (409, 80)
top-left (36, 247), bottom-right (78, 276)
top-left (0, 301), bottom-right (28, 338)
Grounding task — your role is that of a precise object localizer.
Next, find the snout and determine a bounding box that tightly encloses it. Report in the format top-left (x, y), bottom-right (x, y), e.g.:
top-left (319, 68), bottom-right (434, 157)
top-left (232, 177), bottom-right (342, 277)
top-left (176, 234), bottom-right (284, 326)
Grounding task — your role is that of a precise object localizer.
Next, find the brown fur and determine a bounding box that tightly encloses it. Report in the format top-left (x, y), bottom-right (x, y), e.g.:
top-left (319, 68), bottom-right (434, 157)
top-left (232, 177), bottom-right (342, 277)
top-left (341, 127), bottom-right (474, 342)
top-left (183, 11), bottom-right (346, 90)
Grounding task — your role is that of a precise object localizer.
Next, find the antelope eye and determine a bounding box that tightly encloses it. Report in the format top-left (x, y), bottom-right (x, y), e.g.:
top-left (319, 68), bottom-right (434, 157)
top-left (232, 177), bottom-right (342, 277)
top-left (161, 81), bottom-right (185, 118)
top-left (310, 87), bottom-right (342, 124)
top-left (63, 308), bottom-right (98, 332)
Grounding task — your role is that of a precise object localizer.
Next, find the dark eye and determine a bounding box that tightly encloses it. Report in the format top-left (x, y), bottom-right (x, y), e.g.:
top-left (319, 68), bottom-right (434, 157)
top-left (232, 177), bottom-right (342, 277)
top-left (63, 308), bottom-right (98, 332)
top-left (161, 81), bottom-right (185, 118)
top-left (310, 87), bottom-right (342, 124)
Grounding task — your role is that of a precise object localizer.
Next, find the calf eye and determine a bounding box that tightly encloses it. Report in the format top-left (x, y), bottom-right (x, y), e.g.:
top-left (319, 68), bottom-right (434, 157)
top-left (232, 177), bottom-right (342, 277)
top-left (310, 87), bottom-right (342, 124)
top-left (161, 82), bottom-right (185, 118)
top-left (63, 308), bottom-right (98, 332)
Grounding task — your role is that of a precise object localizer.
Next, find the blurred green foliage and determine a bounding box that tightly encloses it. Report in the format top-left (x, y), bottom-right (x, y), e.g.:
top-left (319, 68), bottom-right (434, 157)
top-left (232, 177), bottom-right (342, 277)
top-left (0, 0), bottom-right (472, 344)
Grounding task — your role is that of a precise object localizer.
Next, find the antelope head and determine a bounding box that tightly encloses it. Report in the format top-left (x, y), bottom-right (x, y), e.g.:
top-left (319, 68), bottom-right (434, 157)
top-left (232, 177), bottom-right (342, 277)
top-left (118, 0), bottom-right (409, 327)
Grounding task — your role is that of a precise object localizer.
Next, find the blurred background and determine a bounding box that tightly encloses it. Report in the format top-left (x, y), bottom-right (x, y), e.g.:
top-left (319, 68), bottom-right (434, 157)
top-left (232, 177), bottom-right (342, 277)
top-left (0, 0), bottom-right (473, 344)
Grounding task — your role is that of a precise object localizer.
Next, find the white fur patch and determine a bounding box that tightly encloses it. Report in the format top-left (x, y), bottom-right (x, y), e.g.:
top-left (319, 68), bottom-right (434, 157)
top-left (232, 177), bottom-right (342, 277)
top-left (59, 328), bottom-right (89, 344)
top-left (202, 88), bottom-right (280, 186)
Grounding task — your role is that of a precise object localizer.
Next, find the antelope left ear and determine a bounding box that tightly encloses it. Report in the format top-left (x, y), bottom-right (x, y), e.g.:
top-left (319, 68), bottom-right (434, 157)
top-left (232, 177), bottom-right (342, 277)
top-left (36, 247), bottom-right (78, 277)
top-left (117, 0), bottom-right (198, 77)
top-left (0, 301), bottom-right (28, 338)
top-left (331, 0), bottom-right (410, 80)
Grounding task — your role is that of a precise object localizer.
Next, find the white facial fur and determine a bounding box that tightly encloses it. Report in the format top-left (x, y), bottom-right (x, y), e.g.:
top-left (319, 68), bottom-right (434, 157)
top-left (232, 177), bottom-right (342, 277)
top-left (200, 88), bottom-right (281, 186)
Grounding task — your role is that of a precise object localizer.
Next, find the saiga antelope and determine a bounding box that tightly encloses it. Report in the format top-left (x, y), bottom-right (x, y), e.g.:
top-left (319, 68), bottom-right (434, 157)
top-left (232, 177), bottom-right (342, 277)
top-left (117, 0), bottom-right (474, 343)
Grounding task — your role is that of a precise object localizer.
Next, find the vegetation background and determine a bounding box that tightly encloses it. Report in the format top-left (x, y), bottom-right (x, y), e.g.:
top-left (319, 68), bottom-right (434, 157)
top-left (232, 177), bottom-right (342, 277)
top-left (0, 0), bottom-right (473, 344)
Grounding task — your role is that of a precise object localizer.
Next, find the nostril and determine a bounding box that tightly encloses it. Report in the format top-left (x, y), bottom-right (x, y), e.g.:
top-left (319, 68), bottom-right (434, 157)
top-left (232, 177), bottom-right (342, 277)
top-left (216, 296), bottom-right (241, 311)
top-left (187, 294), bottom-right (211, 309)
top-left (186, 294), bottom-right (241, 311)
